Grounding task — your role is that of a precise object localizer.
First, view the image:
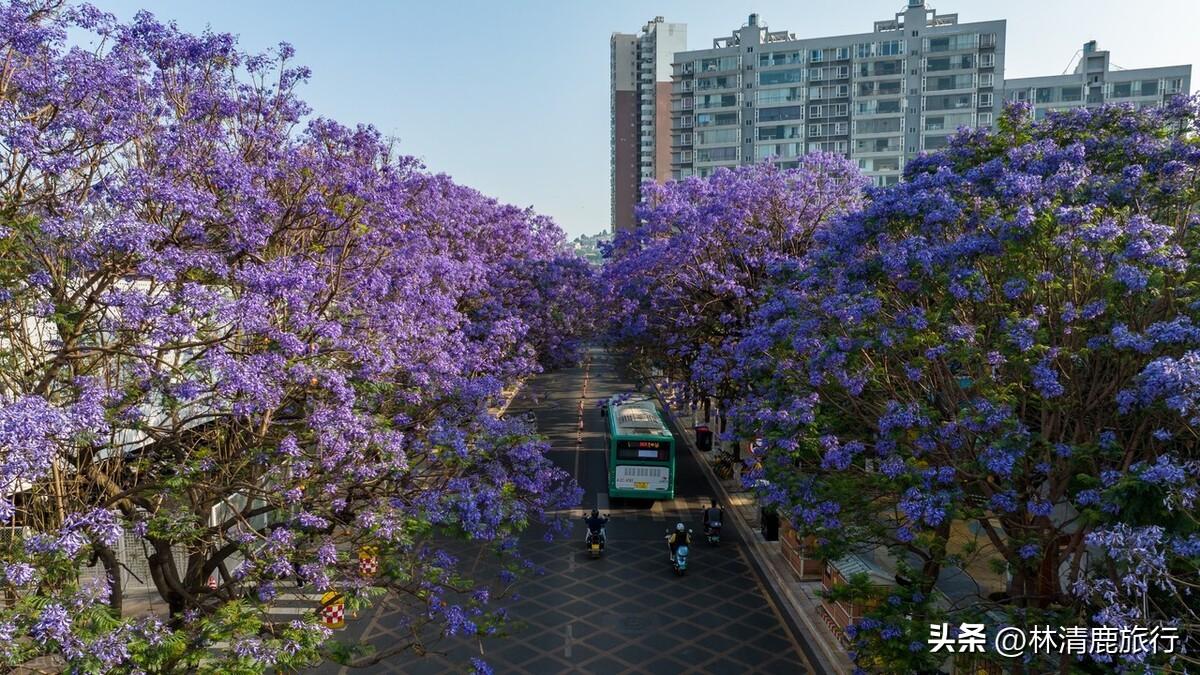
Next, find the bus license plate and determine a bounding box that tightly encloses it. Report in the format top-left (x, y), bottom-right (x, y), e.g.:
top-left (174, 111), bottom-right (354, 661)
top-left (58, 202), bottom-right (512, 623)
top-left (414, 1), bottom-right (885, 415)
top-left (634, 481), bottom-right (648, 489)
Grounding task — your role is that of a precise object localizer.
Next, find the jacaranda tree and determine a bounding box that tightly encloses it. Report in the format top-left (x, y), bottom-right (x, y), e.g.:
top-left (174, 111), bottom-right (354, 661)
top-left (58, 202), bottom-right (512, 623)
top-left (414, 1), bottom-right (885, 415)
top-left (602, 157), bottom-right (867, 424)
top-left (740, 100), bottom-right (1199, 672)
top-left (0, 1), bottom-right (591, 671)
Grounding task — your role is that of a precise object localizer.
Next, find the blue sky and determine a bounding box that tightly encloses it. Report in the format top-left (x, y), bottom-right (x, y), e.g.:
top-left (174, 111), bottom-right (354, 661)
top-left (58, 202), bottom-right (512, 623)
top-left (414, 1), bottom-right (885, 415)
top-left (90, 0), bottom-right (1199, 239)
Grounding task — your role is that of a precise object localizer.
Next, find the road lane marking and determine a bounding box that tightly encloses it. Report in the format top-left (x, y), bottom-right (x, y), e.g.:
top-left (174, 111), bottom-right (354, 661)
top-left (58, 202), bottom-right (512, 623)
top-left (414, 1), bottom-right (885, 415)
top-left (572, 357), bottom-right (591, 480)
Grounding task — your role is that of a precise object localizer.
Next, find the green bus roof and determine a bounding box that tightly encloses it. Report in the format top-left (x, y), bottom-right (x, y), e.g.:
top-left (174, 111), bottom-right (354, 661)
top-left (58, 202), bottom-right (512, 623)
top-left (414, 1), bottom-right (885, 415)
top-left (609, 397), bottom-right (672, 438)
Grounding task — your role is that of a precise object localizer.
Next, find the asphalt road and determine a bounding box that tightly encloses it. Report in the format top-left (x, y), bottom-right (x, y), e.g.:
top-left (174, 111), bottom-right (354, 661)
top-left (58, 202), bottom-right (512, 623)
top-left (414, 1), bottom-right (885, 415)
top-left (315, 347), bottom-right (813, 674)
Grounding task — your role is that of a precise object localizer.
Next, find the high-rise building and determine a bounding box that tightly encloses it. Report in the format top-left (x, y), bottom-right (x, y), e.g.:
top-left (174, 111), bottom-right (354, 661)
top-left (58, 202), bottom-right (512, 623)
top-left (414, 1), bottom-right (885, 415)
top-left (610, 2), bottom-right (1192, 230)
top-left (1004, 40), bottom-right (1190, 118)
top-left (670, 1), bottom-right (1005, 188)
top-left (611, 17), bottom-right (687, 232)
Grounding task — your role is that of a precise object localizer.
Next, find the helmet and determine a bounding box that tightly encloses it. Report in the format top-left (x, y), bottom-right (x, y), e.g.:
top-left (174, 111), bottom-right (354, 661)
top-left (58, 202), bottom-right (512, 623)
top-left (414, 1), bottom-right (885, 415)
top-left (591, 508), bottom-right (599, 518)
top-left (675, 522), bottom-right (685, 532)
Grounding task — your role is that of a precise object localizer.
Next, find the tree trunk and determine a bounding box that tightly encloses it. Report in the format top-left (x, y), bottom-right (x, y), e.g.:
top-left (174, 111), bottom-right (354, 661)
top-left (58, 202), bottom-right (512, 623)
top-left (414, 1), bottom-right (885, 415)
top-left (148, 541), bottom-right (189, 616)
top-left (94, 545), bottom-right (123, 615)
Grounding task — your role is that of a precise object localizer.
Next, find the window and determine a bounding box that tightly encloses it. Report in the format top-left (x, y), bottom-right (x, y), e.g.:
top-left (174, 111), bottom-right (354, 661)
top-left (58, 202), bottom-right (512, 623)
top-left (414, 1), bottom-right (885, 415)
top-left (695, 94), bottom-right (739, 109)
top-left (926, 55), bottom-right (975, 72)
top-left (926, 34), bottom-right (977, 52)
top-left (760, 69), bottom-right (805, 85)
top-left (979, 92), bottom-right (993, 107)
top-left (757, 87), bottom-right (804, 105)
top-left (697, 76), bottom-right (735, 90)
top-left (864, 78), bottom-right (902, 96)
top-left (859, 59), bottom-right (904, 77)
top-left (877, 99), bottom-right (902, 113)
top-left (695, 146), bottom-right (738, 162)
top-left (810, 49), bottom-right (823, 62)
top-left (758, 125), bottom-right (804, 140)
top-left (927, 74), bottom-right (975, 91)
top-left (979, 73), bottom-right (994, 87)
top-left (854, 136), bottom-right (901, 153)
top-left (925, 93), bottom-right (974, 111)
top-left (1111, 82), bottom-right (1132, 98)
top-left (759, 51), bottom-right (803, 67)
top-left (978, 112), bottom-right (993, 125)
top-left (807, 140), bottom-right (848, 154)
top-left (860, 157), bottom-right (902, 172)
top-left (836, 46), bottom-right (849, 60)
top-left (855, 117), bottom-right (903, 134)
top-left (856, 99), bottom-right (903, 115)
top-left (923, 111), bottom-right (974, 131)
top-left (695, 112), bottom-right (738, 126)
top-left (1059, 86), bottom-right (1082, 102)
top-left (923, 134), bottom-right (950, 150)
top-left (699, 56), bottom-right (740, 72)
top-left (696, 128), bottom-right (739, 145)
top-left (878, 40), bottom-right (905, 56)
top-left (979, 53), bottom-right (994, 68)
top-left (1035, 87), bottom-right (1054, 104)
top-left (755, 142), bottom-right (802, 159)
top-left (1140, 80), bottom-right (1159, 96)
top-left (759, 105), bottom-right (804, 122)
top-left (1167, 78), bottom-right (1184, 94)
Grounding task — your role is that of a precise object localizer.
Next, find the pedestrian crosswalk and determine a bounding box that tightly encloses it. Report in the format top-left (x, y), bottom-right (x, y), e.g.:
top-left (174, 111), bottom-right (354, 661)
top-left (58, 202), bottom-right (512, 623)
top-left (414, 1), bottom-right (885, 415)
top-left (552, 493), bottom-right (712, 524)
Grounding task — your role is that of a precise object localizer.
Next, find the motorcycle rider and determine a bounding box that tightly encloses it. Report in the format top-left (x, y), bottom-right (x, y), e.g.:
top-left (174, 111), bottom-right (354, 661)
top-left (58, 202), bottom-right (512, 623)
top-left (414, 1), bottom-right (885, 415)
top-left (666, 522), bottom-right (692, 561)
top-left (584, 508), bottom-right (609, 545)
top-left (703, 498), bottom-right (724, 536)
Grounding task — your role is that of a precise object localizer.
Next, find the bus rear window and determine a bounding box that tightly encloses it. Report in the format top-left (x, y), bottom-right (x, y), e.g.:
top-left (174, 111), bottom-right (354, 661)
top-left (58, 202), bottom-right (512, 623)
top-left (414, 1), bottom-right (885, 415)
top-left (616, 440), bottom-right (669, 461)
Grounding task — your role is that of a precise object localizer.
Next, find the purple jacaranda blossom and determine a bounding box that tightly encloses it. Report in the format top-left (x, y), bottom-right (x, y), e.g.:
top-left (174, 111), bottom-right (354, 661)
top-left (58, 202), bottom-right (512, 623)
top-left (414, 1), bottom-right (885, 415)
top-left (31, 604), bottom-right (72, 645)
top-left (638, 99), bottom-right (1200, 673)
top-left (3, 562), bottom-right (36, 586)
top-left (0, 2), bottom-right (591, 670)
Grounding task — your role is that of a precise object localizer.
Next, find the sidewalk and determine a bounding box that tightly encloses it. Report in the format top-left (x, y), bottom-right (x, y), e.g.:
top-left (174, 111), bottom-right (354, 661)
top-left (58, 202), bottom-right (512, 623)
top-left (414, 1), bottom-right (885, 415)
top-left (652, 388), bottom-right (854, 675)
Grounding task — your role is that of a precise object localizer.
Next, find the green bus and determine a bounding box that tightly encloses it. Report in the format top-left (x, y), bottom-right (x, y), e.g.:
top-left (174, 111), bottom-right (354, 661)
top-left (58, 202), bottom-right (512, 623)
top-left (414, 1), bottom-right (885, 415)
top-left (603, 394), bottom-right (676, 500)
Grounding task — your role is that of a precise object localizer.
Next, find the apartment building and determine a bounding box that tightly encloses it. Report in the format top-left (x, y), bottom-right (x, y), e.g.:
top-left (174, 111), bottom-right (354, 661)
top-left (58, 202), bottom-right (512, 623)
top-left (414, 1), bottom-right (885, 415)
top-left (611, 17), bottom-right (687, 232)
top-left (1004, 40), bottom-right (1190, 119)
top-left (611, 2), bottom-right (1193, 230)
top-left (669, 0), bottom-right (1004, 188)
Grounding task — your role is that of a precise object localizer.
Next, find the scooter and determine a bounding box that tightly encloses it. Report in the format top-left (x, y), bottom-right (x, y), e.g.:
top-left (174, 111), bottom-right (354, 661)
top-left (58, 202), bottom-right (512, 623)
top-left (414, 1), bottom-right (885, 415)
top-left (705, 521), bottom-right (722, 546)
top-left (666, 530), bottom-right (692, 575)
top-left (584, 515), bottom-right (609, 559)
